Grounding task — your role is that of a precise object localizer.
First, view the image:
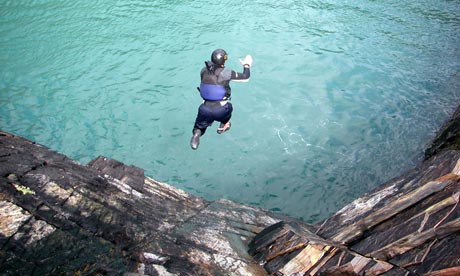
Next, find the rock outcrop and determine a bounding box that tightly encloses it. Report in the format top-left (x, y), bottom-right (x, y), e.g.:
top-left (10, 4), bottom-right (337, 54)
top-left (248, 107), bottom-right (460, 275)
top-left (249, 151), bottom-right (460, 275)
top-left (1, 106), bottom-right (459, 276)
top-left (0, 131), bottom-right (299, 275)
top-left (425, 105), bottom-right (460, 159)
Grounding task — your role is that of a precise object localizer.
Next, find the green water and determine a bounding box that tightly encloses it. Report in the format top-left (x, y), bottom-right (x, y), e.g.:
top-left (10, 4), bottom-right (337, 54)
top-left (1, 0), bottom-right (459, 222)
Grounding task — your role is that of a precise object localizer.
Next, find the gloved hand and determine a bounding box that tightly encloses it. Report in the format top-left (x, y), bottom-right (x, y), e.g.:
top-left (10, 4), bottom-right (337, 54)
top-left (239, 55), bottom-right (253, 67)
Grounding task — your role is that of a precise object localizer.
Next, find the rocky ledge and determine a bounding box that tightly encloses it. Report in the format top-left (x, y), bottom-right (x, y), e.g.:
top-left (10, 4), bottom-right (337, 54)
top-left (1, 108), bottom-right (459, 276)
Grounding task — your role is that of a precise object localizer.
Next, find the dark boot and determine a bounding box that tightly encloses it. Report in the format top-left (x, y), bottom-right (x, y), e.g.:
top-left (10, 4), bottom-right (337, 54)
top-left (190, 129), bottom-right (202, 150)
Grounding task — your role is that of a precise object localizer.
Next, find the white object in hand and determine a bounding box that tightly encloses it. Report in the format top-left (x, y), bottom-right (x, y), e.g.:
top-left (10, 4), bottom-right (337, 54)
top-left (239, 55), bottom-right (253, 67)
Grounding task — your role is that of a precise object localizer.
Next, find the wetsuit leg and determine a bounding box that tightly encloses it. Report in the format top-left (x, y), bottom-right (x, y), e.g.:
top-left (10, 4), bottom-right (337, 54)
top-left (193, 103), bottom-right (214, 135)
top-left (215, 102), bottom-right (233, 124)
top-left (193, 102), bottom-right (233, 135)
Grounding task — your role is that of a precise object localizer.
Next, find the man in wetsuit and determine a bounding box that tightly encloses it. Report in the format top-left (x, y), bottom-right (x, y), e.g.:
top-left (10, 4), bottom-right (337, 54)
top-left (190, 49), bottom-right (253, 150)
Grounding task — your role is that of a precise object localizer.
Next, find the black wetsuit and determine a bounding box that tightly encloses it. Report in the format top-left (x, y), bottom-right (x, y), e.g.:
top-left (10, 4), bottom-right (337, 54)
top-left (192, 63), bottom-right (250, 135)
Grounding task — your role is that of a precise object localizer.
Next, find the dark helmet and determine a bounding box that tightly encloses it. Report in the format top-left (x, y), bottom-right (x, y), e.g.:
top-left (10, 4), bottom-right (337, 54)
top-left (211, 49), bottom-right (227, 66)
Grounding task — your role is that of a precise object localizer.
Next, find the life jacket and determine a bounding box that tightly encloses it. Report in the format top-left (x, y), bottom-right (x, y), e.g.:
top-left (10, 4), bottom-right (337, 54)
top-left (199, 62), bottom-right (228, 101)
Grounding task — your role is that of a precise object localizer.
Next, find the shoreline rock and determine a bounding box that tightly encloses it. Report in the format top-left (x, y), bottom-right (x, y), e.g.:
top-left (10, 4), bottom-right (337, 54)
top-left (0, 132), bottom-right (301, 275)
top-left (1, 106), bottom-right (459, 275)
top-left (248, 107), bottom-right (460, 275)
top-left (425, 105), bottom-right (460, 159)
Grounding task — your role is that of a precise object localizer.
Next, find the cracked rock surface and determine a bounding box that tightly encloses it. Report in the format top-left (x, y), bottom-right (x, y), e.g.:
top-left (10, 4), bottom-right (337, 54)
top-left (0, 132), bottom-right (292, 276)
top-left (2, 105), bottom-right (460, 276)
top-left (248, 106), bottom-right (460, 275)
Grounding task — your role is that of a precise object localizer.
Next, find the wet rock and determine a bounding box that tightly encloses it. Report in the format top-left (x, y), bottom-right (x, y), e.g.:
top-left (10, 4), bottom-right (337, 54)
top-left (1, 103), bottom-right (459, 276)
top-left (425, 105), bottom-right (460, 158)
top-left (248, 106), bottom-right (460, 275)
top-left (0, 131), bottom-right (285, 275)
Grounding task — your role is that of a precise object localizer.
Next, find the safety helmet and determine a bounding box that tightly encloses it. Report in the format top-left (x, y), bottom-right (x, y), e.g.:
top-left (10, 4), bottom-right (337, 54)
top-left (211, 49), bottom-right (227, 66)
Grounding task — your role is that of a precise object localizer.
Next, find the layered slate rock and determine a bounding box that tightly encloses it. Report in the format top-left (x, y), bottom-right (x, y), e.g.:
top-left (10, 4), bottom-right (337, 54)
top-left (249, 152), bottom-right (460, 275)
top-left (248, 107), bottom-right (460, 275)
top-left (425, 105), bottom-right (460, 159)
top-left (2, 105), bottom-right (460, 275)
top-left (0, 131), bottom-right (291, 276)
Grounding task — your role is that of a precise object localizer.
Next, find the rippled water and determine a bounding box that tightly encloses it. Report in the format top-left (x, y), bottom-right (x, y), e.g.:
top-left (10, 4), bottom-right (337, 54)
top-left (1, 0), bottom-right (459, 222)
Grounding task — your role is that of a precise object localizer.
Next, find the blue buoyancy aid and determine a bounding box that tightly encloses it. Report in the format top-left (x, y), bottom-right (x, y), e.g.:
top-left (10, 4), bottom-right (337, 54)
top-left (199, 83), bottom-right (227, 101)
top-left (199, 62), bottom-right (229, 101)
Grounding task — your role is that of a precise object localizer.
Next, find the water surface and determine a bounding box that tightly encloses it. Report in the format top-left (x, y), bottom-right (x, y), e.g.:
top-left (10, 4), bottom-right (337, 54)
top-left (1, 0), bottom-right (459, 222)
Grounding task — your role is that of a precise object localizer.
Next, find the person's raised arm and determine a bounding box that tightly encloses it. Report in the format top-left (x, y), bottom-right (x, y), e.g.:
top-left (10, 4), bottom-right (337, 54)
top-left (231, 55), bottom-right (253, 82)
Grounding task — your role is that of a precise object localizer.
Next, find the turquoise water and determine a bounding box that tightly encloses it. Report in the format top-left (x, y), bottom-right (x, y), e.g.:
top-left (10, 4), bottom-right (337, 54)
top-left (1, 1), bottom-right (459, 222)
